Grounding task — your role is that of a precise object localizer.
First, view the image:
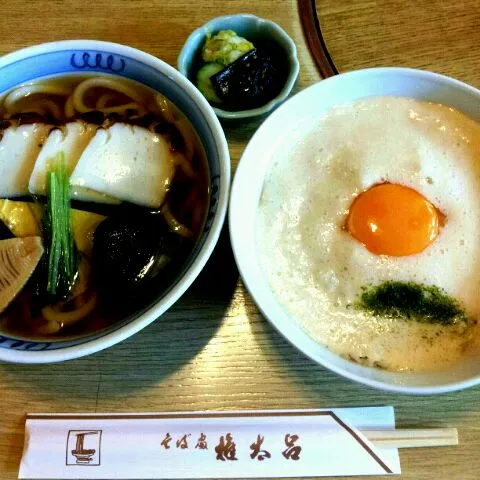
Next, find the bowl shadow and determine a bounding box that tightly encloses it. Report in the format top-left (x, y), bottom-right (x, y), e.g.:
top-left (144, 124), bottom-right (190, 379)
top-left (0, 225), bottom-right (239, 401)
top-left (242, 303), bottom-right (480, 423)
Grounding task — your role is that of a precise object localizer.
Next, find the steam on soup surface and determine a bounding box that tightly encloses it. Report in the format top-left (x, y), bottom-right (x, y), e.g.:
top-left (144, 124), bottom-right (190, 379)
top-left (0, 74), bottom-right (209, 339)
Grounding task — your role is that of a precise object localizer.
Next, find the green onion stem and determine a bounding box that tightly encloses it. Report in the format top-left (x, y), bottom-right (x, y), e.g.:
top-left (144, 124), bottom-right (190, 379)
top-left (45, 152), bottom-right (78, 298)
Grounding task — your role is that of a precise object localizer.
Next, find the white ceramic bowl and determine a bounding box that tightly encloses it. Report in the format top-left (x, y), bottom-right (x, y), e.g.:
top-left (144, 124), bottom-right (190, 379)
top-left (230, 67), bottom-right (480, 394)
top-left (0, 40), bottom-right (230, 363)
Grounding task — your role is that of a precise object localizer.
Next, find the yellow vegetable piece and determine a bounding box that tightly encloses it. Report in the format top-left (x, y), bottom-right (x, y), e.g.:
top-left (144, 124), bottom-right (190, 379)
top-left (0, 200), bottom-right (41, 237)
top-left (71, 210), bottom-right (105, 256)
top-left (69, 256), bottom-right (91, 298)
top-left (0, 199), bottom-right (105, 256)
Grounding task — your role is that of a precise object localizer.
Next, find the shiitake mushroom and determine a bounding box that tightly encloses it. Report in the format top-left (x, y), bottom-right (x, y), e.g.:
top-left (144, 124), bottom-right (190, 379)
top-left (92, 211), bottom-right (189, 300)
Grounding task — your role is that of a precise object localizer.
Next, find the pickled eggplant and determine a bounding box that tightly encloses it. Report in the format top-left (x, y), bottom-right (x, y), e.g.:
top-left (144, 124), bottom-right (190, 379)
top-left (210, 42), bottom-right (288, 110)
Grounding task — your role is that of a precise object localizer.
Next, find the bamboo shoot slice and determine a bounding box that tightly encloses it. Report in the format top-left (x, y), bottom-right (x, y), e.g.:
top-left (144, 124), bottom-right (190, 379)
top-left (0, 236), bottom-right (44, 313)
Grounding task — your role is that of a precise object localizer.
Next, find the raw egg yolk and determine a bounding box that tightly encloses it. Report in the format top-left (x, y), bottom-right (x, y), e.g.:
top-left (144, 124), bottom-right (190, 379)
top-left (346, 183), bottom-right (442, 256)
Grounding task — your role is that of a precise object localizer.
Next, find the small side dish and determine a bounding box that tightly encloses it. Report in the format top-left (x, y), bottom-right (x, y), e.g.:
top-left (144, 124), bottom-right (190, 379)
top-left (178, 14), bottom-right (299, 119)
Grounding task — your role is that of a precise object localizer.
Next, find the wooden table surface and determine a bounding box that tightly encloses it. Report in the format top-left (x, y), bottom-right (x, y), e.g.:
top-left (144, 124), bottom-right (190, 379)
top-left (317, 0), bottom-right (480, 87)
top-left (0, 1), bottom-right (479, 479)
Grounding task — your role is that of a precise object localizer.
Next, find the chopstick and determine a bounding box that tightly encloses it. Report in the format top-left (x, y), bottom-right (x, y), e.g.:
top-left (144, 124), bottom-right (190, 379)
top-left (363, 428), bottom-right (458, 448)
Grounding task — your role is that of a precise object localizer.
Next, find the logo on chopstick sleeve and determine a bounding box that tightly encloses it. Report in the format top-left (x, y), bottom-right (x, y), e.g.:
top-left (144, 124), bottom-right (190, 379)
top-left (66, 430), bottom-right (102, 466)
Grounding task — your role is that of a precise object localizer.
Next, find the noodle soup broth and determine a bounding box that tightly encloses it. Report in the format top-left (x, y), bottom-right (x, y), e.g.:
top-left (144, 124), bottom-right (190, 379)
top-left (0, 74), bottom-right (209, 340)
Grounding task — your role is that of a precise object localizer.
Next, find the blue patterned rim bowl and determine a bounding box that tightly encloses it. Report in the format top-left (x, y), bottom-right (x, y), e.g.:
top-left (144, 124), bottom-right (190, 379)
top-left (0, 40), bottom-right (230, 363)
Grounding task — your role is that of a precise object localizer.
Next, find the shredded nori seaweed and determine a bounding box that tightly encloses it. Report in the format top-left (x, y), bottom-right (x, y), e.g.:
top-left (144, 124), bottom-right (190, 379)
top-left (355, 281), bottom-right (467, 325)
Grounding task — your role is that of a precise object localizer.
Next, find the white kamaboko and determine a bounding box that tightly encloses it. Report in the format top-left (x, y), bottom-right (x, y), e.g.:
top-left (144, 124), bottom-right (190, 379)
top-left (0, 124), bottom-right (50, 197)
top-left (29, 122), bottom-right (96, 195)
top-left (0, 122), bottom-right (175, 208)
top-left (70, 124), bottom-right (175, 208)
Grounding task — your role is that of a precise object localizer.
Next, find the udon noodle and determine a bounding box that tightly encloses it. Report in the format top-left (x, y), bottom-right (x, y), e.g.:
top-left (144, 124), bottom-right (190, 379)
top-left (0, 74), bottom-right (209, 339)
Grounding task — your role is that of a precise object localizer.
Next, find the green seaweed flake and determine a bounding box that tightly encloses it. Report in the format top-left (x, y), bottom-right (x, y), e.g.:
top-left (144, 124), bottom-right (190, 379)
top-left (355, 281), bottom-right (467, 325)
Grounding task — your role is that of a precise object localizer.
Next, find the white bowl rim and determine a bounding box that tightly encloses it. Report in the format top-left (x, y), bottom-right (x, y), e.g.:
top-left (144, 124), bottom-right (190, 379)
top-left (229, 66), bottom-right (480, 394)
top-left (0, 39), bottom-right (231, 363)
top-left (177, 13), bottom-right (300, 120)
